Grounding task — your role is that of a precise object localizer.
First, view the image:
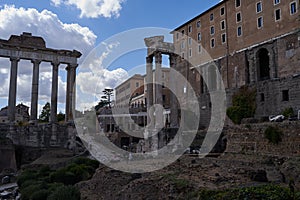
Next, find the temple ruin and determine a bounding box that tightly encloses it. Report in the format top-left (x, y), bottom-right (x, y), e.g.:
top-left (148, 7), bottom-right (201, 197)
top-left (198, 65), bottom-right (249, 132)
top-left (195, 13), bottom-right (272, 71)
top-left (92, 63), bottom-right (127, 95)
top-left (0, 32), bottom-right (81, 123)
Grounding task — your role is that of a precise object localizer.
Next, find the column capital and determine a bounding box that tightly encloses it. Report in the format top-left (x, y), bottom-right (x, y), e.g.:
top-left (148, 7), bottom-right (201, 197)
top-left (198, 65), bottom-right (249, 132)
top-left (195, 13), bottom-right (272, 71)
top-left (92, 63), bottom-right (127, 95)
top-left (154, 52), bottom-right (162, 64)
top-left (65, 63), bottom-right (78, 70)
top-left (31, 59), bottom-right (41, 65)
top-left (51, 61), bottom-right (60, 67)
top-left (146, 56), bottom-right (153, 64)
top-left (10, 57), bottom-right (20, 62)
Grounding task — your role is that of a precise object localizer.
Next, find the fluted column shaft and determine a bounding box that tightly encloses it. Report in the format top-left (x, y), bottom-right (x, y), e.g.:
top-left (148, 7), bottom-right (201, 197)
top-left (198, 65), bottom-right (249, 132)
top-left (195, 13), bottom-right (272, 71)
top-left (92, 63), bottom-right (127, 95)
top-left (8, 57), bottom-right (19, 122)
top-left (30, 59), bottom-right (41, 121)
top-left (50, 62), bottom-right (59, 123)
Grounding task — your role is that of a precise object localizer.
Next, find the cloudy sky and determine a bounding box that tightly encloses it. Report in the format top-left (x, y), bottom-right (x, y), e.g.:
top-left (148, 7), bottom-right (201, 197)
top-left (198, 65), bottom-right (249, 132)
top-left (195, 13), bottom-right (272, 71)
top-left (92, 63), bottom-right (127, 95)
top-left (0, 0), bottom-right (219, 114)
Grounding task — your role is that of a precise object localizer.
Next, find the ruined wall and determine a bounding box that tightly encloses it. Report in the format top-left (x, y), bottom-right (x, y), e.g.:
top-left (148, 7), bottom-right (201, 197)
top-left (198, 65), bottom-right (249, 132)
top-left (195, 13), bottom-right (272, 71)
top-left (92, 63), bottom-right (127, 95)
top-left (225, 121), bottom-right (300, 157)
top-left (0, 138), bottom-right (17, 172)
top-left (0, 123), bottom-right (75, 148)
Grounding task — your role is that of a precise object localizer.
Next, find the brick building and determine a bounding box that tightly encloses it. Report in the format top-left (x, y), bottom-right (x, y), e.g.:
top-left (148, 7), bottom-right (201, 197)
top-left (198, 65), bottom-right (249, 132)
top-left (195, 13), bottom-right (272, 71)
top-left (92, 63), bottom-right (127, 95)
top-left (171, 0), bottom-right (300, 125)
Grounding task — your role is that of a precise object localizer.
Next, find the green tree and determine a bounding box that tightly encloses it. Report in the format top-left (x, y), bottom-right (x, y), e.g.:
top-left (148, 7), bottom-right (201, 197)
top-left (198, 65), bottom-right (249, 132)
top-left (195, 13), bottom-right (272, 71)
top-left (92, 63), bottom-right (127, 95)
top-left (95, 88), bottom-right (114, 111)
top-left (39, 102), bottom-right (50, 122)
top-left (226, 86), bottom-right (256, 124)
top-left (57, 112), bottom-right (65, 122)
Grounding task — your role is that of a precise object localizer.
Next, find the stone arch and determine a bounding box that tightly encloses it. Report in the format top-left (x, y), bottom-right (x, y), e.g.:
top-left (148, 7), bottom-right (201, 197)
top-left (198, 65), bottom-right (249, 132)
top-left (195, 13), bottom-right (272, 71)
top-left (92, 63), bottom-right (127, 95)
top-left (208, 65), bottom-right (217, 91)
top-left (257, 48), bottom-right (270, 81)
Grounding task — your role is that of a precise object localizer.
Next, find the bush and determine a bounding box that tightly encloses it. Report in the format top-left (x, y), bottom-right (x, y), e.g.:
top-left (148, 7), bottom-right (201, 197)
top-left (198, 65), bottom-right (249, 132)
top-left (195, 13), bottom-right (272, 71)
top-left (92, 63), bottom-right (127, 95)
top-left (17, 170), bottom-right (38, 186)
top-left (282, 107), bottom-right (294, 118)
top-left (47, 185), bottom-right (80, 200)
top-left (264, 126), bottom-right (283, 144)
top-left (31, 189), bottom-right (49, 200)
top-left (227, 86), bottom-right (256, 124)
top-left (198, 184), bottom-right (292, 200)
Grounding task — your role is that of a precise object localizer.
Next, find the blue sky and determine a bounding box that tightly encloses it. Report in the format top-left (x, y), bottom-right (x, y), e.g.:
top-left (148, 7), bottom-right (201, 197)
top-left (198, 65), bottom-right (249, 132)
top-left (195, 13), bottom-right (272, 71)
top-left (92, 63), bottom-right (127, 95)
top-left (0, 0), bottom-right (220, 113)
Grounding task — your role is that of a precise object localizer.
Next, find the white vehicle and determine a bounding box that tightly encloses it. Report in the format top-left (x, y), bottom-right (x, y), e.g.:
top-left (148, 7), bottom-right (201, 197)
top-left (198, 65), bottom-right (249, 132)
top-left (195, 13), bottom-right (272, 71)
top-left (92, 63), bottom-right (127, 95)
top-left (269, 115), bottom-right (285, 122)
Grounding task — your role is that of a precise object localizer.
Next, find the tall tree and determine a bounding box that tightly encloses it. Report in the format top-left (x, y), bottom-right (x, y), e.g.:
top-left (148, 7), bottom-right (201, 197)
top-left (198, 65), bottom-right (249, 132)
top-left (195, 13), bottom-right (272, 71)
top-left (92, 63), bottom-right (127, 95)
top-left (102, 88), bottom-right (114, 108)
top-left (39, 102), bottom-right (51, 122)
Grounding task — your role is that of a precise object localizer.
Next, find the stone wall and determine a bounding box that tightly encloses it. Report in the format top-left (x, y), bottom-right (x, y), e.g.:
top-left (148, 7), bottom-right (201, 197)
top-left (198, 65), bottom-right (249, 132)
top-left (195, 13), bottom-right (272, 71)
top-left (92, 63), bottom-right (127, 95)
top-left (0, 138), bottom-right (17, 172)
top-left (0, 123), bottom-right (76, 148)
top-left (225, 121), bottom-right (300, 157)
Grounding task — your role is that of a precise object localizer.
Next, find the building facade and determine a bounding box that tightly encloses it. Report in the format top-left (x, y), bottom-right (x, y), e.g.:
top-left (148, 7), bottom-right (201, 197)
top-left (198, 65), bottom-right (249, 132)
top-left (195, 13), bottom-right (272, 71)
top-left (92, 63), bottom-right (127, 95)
top-left (172, 0), bottom-right (300, 125)
top-left (115, 74), bottom-right (144, 107)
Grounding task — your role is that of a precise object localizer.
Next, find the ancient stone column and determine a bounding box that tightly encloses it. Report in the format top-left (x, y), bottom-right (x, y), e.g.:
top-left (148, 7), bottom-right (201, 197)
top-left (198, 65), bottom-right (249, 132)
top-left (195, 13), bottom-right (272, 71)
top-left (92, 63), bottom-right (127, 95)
top-left (146, 56), bottom-right (153, 124)
top-left (50, 62), bottom-right (59, 123)
top-left (8, 57), bottom-right (20, 122)
top-left (154, 52), bottom-right (163, 128)
top-left (30, 59), bottom-right (41, 122)
top-left (169, 54), bottom-right (178, 128)
top-left (65, 64), bottom-right (77, 121)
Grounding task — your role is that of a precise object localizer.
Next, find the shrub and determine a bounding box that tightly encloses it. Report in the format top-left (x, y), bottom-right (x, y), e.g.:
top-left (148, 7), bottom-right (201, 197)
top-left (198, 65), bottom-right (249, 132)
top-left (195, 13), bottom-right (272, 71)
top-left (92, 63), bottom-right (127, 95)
top-left (47, 185), bottom-right (80, 200)
top-left (17, 170), bottom-right (38, 186)
top-left (31, 189), bottom-right (49, 200)
top-left (282, 107), bottom-right (294, 118)
top-left (264, 126), bottom-right (283, 144)
top-left (198, 185), bottom-right (292, 200)
top-left (227, 86), bottom-right (256, 124)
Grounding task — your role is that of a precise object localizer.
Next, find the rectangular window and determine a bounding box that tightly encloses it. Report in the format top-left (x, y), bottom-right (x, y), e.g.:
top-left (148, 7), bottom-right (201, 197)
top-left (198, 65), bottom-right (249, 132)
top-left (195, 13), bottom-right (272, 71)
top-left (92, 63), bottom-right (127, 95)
top-left (282, 90), bottom-right (289, 101)
top-left (275, 9), bottom-right (281, 21)
top-left (197, 33), bottom-right (202, 41)
top-left (188, 25), bottom-right (192, 33)
top-left (290, 2), bottom-right (297, 15)
top-left (257, 17), bottom-right (263, 28)
top-left (221, 20), bottom-right (225, 30)
top-left (221, 33), bottom-right (226, 44)
top-left (136, 82), bottom-right (139, 87)
top-left (210, 13), bottom-right (214, 21)
top-left (181, 41), bottom-right (185, 49)
top-left (181, 30), bottom-right (185, 36)
top-left (260, 93), bottom-right (265, 102)
top-left (210, 26), bottom-right (215, 35)
top-left (236, 12), bottom-right (242, 22)
top-left (236, 0), bottom-right (241, 8)
top-left (176, 32), bottom-right (179, 40)
top-left (237, 26), bottom-right (242, 36)
top-left (189, 48), bottom-right (192, 57)
top-left (198, 45), bottom-right (202, 53)
top-left (197, 20), bottom-right (201, 28)
top-left (211, 38), bottom-right (215, 48)
top-left (274, 0), bottom-right (280, 5)
top-left (188, 37), bottom-right (192, 46)
top-left (256, 2), bottom-right (262, 13)
top-left (181, 52), bottom-right (185, 59)
top-left (220, 7), bottom-right (225, 15)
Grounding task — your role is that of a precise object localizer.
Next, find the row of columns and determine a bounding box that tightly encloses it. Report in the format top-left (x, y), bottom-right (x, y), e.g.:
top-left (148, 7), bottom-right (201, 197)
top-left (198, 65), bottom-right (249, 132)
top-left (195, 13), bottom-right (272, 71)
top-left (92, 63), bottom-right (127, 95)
top-left (7, 57), bottom-right (77, 123)
top-left (146, 52), bottom-right (179, 129)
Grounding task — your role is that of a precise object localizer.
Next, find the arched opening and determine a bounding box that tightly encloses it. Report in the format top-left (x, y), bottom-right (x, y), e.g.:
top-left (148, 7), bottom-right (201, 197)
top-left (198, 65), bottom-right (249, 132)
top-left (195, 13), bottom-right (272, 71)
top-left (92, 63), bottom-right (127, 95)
top-left (208, 65), bottom-right (217, 91)
top-left (257, 48), bottom-right (270, 81)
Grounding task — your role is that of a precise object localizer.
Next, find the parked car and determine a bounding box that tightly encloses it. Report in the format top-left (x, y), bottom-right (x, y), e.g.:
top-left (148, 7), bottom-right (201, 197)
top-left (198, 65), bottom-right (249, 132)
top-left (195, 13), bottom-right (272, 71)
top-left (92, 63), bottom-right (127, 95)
top-left (269, 115), bottom-right (285, 122)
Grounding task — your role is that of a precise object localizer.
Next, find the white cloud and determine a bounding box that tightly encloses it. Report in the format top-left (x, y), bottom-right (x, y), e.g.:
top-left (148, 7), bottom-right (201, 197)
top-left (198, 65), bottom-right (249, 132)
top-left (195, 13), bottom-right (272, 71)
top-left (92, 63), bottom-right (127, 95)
top-left (0, 5), bottom-right (96, 114)
top-left (51, 0), bottom-right (125, 18)
top-left (0, 5), bottom-right (96, 56)
top-left (76, 42), bottom-right (129, 111)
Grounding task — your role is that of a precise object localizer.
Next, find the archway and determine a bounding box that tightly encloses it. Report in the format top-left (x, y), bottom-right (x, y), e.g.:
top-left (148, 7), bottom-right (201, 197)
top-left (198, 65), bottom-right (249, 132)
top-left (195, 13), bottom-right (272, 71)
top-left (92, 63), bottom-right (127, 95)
top-left (257, 48), bottom-right (270, 81)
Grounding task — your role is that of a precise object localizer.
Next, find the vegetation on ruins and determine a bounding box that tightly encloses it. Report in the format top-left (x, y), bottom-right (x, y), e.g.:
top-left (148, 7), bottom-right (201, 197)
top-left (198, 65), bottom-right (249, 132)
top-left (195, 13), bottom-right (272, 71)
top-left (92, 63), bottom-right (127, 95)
top-left (226, 86), bottom-right (256, 124)
top-left (264, 126), bottom-right (283, 145)
top-left (39, 102), bottom-right (51, 122)
top-left (195, 184), bottom-right (298, 200)
top-left (282, 107), bottom-right (294, 118)
top-left (17, 157), bottom-right (99, 200)
top-left (95, 88), bottom-right (114, 111)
